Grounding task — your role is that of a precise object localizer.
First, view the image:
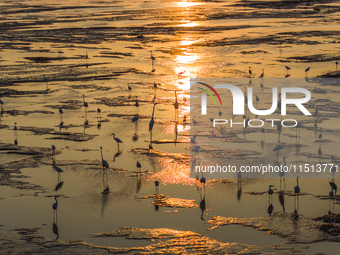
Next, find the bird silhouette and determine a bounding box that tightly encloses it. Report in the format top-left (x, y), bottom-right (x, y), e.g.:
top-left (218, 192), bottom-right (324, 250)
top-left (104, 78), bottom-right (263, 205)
top-left (112, 133), bottom-right (123, 151)
top-left (149, 103), bottom-right (157, 142)
top-left (83, 94), bottom-right (89, 125)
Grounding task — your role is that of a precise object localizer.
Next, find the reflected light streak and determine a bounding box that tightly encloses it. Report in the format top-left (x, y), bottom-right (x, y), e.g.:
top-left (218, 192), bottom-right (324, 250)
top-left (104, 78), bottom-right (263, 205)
top-left (176, 1), bottom-right (202, 8)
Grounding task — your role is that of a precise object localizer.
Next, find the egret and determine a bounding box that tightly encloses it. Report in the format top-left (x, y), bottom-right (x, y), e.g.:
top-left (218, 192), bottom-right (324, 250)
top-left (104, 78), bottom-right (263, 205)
top-left (132, 115), bottom-right (139, 123)
top-left (330, 181), bottom-right (337, 195)
top-left (149, 103), bottom-right (157, 142)
top-left (59, 108), bottom-right (63, 126)
top-left (43, 74), bottom-right (50, 83)
top-left (112, 133), bottom-right (123, 151)
top-left (136, 161), bottom-right (141, 171)
top-left (273, 144), bottom-right (283, 161)
top-left (314, 106), bottom-right (318, 117)
top-left (237, 171), bottom-right (241, 179)
top-left (14, 122), bottom-right (17, 131)
top-left (248, 66), bottom-right (252, 76)
top-left (280, 156), bottom-right (287, 189)
top-left (52, 195), bottom-right (59, 210)
top-left (153, 81), bottom-right (157, 89)
top-left (260, 69), bottom-right (264, 78)
top-left (336, 61), bottom-right (339, 71)
top-left (85, 51), bottom-right (88, 59)
top-left (155, 180), bottom-right (159, 195)
top-left (285, 65), bottom-right (291, 71)
top-left (54, 165), bottom-right (63, 173)
top-left (150, 51), bottom-right (155, 70)
top-left (100, 147), bottom-right (109, 169)
top-left (174, 90), bottom-right (179, 123)
top-left (128, 83), bottom-right (132, 91)
top-left (193, 119), bottom-right (197, 125)
top-left (97, 108), bottom-right (101, 127)
top-left (0, 98), bottom-right (4, 113)
top-left (268, 185), bottom-right (274, 195)
top-left (200, 176), bottom-right (206, 184)
top-left (218, 111), bottom-right (222, 116)
top-left (294, 176), bottom-right (300, 194)
top-left (329, 188), bottom-right (334, 197)
top-left (305, 66), bottom-right (310, 77)
top-left (83, 94), bottom-right (89, 125)
top-left (51, 145), bottom-right (56, 157)
top-left (135, 96), bottom-right (139, 114)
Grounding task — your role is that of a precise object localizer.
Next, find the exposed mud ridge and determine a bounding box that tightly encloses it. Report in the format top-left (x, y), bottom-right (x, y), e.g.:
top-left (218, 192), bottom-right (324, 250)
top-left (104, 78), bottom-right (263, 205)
top-left (284, 54), bottom-right (340, 63)
top-left (17, 126), bottom-right (97, 142)
top-left (137, 194), bottom-right (199, 208)
top-left (132, 148), bottom-right (190, 162)
top-left (318, 71), bottom-right (340, 78)
top-left (0, 66), bottom-right (137, 86)
top-left (232, 0), bottom-right (338, 10)
top-left (0, 88), bottom-right (55, 97)
top-left (208, 212), bottom-right (340, 243)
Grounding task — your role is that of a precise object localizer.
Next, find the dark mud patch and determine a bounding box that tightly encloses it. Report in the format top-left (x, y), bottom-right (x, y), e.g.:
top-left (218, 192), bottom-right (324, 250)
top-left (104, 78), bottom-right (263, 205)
top-left (284, 54), bottom-right (340, 63)
top-left (0, 88), bottom-right (55, 97)
top-left (24, 56), bottom-right (77, 63)
top-left (318, 71), bottom-right (340, 78)
top-left (4, 110), bottom-right (54, 116)
top-left (314, 213), bottom-right (340, 236)
top-left (240, 50), bottom-right (268, 54)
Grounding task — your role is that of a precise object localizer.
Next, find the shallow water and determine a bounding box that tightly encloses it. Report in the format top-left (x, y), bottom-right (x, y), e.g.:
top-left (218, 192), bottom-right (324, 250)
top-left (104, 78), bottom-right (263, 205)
top-left (1, 0), bottom-right (340, 254)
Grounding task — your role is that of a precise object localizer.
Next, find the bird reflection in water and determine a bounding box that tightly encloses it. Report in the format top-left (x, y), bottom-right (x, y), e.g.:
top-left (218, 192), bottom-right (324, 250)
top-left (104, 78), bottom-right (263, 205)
top-left (294, 176), bottom-right (300, 214)
top-left (132, 115), bottom-right (139, 142)
top-left (237, 171), bottom-right (242, 201)
top-left (54, 165), bottom-right (64, 191)
top-left (136, 161), bottom-right (142, 194)
top-left (278, 191), bottom-right (285, 212)
top-left (154, 180), bottom-right (160, 211)
top-left (328, 187), bottom-right (335, 214)
top-left (199, 184), bottom-right (206, 221)
top-left (52, 195), bottom-right (60, 240)
top-left (268, 185), bottom-right (274, 216)
top-left (14, 122), bottom-right (18, 146)
top-left (174, 123), bottom-right (178, 147)
top-left (100, 147), bottom-right (109, 194)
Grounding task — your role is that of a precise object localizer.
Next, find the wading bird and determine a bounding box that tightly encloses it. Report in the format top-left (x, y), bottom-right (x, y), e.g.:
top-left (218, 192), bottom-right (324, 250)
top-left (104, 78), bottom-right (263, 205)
top-left (150, 51), bottom-right (155, 71)
top-left (100, 146), bottom-right (109, 169)
top-left (279, 156), bottom-right (287, 189)
top-left (155, 180), bottom-right (159, 195)
top-left (83, 94), bottom-right (89, 125)
top-left (285, 65), bottom-right (291, 75)
top-left (135, 96), bottom-right (139, 115)
top-left (336, 61), bottom-right (339, 71)
top-left (100, 146), bottom-right (109, 194)
top-left (268, 185), bottom-right (274, 202)
top-left (136, 161), bottom-right (141, 171)
top-left (59, 108), bottom-right (63, 126)
top-left (112, 133), bottom-right (123, 151)
top-left (52, 195), bottom-right (59, 210)
top-left (149, 103), bottom-right (157, 142)
top-left (0, 98), bottom-right (4, 113)
top-left (294, 176), bottom-right (300, 194)
top-left (85, 51), bottom-right (88, 59)
top-left (305, 66), bottom-right (310, 76)
top-left (51, 145), bottom-right (56, 157)
top-left (248, 66), bottom-right (252, 76)
top-left (330, 181), bottom-right (337, 195)
top-left (174, 91), bottom-right (179, 123)
top-left (97, 108), bottom-right (101, 127)
top-left (260, 69), bottom-right (264, 78)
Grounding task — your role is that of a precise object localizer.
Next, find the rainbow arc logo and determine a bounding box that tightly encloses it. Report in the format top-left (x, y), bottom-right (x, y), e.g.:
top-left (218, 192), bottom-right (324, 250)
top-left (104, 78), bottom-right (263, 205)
top-left (196, 82), bottom-right (222, 107)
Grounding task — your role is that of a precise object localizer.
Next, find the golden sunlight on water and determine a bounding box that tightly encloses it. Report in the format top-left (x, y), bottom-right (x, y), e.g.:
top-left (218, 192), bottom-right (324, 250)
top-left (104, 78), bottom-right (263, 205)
top-left (175, 1), bottom-right (202, 8)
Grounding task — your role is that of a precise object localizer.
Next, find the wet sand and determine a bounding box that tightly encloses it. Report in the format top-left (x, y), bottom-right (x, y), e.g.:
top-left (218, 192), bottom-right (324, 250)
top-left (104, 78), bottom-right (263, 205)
top-left (1, 0), bottom-right (340, 254)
